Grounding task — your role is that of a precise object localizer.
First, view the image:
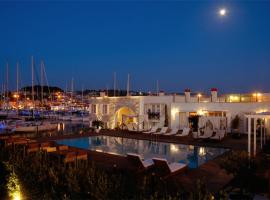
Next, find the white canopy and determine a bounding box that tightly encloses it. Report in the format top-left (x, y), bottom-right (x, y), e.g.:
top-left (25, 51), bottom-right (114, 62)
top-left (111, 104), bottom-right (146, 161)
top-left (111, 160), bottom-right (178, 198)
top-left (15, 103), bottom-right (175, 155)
top-left (245, 113), bottom-right (270, 157)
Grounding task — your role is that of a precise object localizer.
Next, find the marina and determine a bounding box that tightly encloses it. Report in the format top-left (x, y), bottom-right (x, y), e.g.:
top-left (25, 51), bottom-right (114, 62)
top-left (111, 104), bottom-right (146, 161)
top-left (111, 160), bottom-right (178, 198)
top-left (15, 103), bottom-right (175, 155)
top-left (1, 1), bottom-right (270, 199)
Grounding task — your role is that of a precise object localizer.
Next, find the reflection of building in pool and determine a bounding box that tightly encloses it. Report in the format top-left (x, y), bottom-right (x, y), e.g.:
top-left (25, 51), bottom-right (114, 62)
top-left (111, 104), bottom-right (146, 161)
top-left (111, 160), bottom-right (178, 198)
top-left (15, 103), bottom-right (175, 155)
top-left (83, 136), bottom-right (227, 168)
top-left (88, 89), bottom-right (270, 134)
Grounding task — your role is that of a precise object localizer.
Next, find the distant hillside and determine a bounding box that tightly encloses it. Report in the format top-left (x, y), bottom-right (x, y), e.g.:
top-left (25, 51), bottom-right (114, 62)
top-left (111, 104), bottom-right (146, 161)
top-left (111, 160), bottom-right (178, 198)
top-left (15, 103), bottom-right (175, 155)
top-left (81, 89), bottom-right (148, 97)
top-left (21, 85), bottom-right (63, 93)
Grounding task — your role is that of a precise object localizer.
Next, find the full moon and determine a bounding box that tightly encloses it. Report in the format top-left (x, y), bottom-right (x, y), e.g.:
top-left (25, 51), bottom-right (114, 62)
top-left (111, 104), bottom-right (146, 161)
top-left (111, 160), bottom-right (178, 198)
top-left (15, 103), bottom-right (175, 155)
top-left (219, 8), bottom-right (227, 16)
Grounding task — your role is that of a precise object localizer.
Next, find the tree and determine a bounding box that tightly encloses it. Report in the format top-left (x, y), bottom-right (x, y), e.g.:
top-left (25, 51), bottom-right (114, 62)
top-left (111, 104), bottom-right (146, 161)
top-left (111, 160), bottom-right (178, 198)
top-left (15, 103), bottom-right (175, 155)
top-left (92, 120), bottom-right (104, 129)
top-left (188, 115), bottom-right (200, 132)
top-left (164, 105), bottom-right (169, 127)
top-left (231, 115), bottom-right (240, 130)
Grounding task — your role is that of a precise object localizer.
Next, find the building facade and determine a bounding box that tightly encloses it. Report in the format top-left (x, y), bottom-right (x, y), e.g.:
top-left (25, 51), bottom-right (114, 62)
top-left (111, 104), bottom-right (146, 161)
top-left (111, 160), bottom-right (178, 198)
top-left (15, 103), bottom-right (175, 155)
top-left (88, 89), bottom-right (270, 134)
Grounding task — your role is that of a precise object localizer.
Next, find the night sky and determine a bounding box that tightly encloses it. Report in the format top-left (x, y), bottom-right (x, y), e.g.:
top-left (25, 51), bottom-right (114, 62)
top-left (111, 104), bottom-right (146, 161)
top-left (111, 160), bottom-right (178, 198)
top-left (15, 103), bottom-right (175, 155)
top-left (0, 1), bottom-right (270, 94)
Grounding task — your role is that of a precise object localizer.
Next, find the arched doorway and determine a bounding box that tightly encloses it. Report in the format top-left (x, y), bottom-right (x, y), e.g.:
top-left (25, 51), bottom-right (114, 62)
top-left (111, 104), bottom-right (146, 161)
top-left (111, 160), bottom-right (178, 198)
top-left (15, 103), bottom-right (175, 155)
top-left (115, 107), bottom-right (137, 129)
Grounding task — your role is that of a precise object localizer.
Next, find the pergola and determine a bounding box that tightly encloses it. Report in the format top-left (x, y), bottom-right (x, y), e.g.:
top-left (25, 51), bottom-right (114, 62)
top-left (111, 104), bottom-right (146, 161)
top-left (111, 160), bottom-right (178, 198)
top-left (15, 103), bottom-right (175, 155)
top-left (245, 113), bottom-right (270, 157)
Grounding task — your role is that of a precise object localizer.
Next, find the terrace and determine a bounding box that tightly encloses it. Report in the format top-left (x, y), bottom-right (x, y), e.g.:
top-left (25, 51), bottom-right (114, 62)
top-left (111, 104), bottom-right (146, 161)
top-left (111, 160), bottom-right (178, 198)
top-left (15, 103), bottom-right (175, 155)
top-left (0, 122), bottom-right (269, 199)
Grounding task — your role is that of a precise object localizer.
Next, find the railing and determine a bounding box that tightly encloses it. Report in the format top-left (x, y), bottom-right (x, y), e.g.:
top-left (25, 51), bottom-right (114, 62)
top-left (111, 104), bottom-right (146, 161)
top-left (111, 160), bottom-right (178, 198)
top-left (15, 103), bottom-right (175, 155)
top-left (147, 112), bottom-right (160, 120)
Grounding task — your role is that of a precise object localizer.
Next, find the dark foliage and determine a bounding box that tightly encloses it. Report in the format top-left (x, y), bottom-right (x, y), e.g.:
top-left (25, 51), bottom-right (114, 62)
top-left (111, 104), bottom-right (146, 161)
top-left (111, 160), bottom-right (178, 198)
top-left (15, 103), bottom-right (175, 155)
top-left (188, 115), bottom-right (200, 132)
top-left (231, 115), bottom-right (240, 130)
top-left (164, 105), bottom-right (169, 127)
top-left (147, 109), bottom-right (160, 120)
top-left (21, 85), bottom-right (63, 93)
top-left (92, 120), bottom-right (104, 129)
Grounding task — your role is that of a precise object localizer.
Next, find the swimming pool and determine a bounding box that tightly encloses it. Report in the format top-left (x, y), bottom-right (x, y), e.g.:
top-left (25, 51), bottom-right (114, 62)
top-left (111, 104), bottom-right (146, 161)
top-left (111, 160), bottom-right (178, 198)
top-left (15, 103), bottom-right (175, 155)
top-left (57, 135), bottom-right (228, 168)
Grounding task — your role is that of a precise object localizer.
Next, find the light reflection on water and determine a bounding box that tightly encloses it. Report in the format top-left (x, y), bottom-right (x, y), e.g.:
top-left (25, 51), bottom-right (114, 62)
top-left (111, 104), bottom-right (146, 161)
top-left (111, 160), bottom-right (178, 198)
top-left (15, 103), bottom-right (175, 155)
top-left (12, 122), bottom-right (90, 138)
top-left (57, 135), bottom-right (228, 169)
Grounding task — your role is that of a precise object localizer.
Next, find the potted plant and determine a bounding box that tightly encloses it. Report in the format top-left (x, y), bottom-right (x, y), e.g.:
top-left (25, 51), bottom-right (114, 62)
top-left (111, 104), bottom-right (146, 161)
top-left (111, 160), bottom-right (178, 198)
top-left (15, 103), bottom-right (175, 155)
top-left (231, 115), bottom-right (240, 138)
top-left (92, 120), bottom-right (104, 133)
top-left (164, 104), bottom-right (169, 127)
top-left (188, 115), bottom-right (200, 138)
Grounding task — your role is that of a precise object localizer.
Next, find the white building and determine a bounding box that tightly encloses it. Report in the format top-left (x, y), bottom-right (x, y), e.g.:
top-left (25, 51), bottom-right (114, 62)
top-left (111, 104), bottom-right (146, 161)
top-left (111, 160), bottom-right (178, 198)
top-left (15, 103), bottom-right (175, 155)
top-left (88, 89), bottom-right (270, 134)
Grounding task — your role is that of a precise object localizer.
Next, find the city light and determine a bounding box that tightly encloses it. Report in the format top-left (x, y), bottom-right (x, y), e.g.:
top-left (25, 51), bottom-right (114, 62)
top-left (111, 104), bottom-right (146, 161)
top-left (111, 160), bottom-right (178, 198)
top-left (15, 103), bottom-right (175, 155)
top-left (13, 94), bottom-right (20, 99)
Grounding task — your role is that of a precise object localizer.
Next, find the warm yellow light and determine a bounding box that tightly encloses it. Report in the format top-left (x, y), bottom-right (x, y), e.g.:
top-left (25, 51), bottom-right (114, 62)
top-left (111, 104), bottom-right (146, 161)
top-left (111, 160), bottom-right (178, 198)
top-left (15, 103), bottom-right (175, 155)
top-left (13, 191), bottom-right (21, 200)
top-left (253, 93), bottom-right (257, 97)
top-left (7, 170), bottom-right (22, 200)
top-left (170, 144), bottom-right (179, 153)
top-left (197, 109), bottom-right (205, 116)
top-left (199, 147), bottom-right (206, 156)
top-left (197, 93), bottom-right (202, 98)
top-left (171, 108), bottom-right (179, 120)
top-left (257, 93), bottom-right (262, 97)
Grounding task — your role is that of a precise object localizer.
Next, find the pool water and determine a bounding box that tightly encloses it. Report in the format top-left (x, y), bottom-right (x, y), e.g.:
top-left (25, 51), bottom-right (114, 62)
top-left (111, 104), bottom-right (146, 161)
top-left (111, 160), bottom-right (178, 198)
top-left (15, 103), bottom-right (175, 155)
top-left (57, 135), bottom-right (228, 168)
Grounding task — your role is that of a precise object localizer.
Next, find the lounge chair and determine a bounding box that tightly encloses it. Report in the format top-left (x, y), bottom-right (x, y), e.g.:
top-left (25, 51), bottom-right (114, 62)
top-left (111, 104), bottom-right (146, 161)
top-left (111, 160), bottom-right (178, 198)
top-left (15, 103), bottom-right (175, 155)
top-left (127, 153), bottom-right (154, 171)
top-left (153, 158), bottom-right (188, 179)
top-left (198, 128), bottom-right (213, 139)
top-left (143, 126), bottom-right (159, 134)
top-left (27, 143), bottom-right (40, 153)
top-left (153, 127), bottom-right (168, 135)
top-left (164, 128), bottom-right (179, 136)
top-left (75, 149), bottom-right (88, 161)
top-left (58, 145), bottom-right (69, 151)
top-left (45, 147), bottom-right (57, 153)
top-left (127, 123), bottom-right (136, 132)
top-left (175, 127), bottom-right (190, 137)
top-left (210, 130), bottom-right (226, 140)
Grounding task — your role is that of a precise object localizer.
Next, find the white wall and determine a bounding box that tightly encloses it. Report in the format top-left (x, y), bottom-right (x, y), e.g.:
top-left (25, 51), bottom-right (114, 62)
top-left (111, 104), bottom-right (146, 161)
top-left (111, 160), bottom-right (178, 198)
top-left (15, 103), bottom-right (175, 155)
top-left (170, 102), bottom-right (270, 132)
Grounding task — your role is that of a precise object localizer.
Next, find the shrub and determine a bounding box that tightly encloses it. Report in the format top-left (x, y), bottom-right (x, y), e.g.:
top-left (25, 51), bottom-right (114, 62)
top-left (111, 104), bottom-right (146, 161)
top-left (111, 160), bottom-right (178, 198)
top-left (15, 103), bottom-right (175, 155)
top-left (92, 120), bottom-right (104, 129)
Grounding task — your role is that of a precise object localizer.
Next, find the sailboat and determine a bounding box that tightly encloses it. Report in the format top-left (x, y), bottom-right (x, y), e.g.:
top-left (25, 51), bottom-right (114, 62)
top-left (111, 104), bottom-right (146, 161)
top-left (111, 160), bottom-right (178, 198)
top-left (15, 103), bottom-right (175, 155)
top-left (15, 120), bottom-right (58, 132)
top-left (14, 57), bottom-right (58, 133)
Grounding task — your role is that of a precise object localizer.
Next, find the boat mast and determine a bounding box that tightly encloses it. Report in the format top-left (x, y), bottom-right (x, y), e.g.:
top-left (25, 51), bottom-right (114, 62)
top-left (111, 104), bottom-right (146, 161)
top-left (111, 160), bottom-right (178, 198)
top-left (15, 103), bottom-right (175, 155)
top-left (6, 62), bottom-right (9, 108)
top-left (113, 72), bottom-right (116, 97)
top-left (31, 56), bottom-right (35, 109)
top-left (40, 60), bottom-right (44, 107)
top-left (16, 62), bottom-right (19, 111)
top-left (16, 62), bottom-right (19, 95)
top-left (71, 78), bottom-right (74, 103)
top-left (156, 80), bottom-right (159, 96)
top-left (81, 85), bottom-right (83, 103)
top-left (126, 73), bottom-right (130, 96)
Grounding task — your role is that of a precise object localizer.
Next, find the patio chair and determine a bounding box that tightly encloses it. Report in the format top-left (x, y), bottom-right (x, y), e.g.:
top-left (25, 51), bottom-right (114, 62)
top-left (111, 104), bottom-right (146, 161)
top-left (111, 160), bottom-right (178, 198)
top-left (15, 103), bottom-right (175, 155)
top-left (58, 145), bottom-right (69, 151)
top-left (27, 143), bottom-right (40, 153)
top-left (126, 123), bottom-right (136, 131)
top-left (45, 147), bottom-right (57, 153)
top-left (153, 127), bottom-right (168, 135)
top-left (210, 130), bottom-right (226, 140)
top-left (175, 127), bottom-right (190, 137)
top-left (153, 158), bottom-right (188, 179)
top-left (127, 153), bottom-right (154, 171)
top-left (164, 128), bottom-right (179, 136)
top-left (75, 149), bottom-right (88, 161)
top-left (143, 126), bottom-right (159, 134)
top-left (198, 128), bottom-right (213, 139)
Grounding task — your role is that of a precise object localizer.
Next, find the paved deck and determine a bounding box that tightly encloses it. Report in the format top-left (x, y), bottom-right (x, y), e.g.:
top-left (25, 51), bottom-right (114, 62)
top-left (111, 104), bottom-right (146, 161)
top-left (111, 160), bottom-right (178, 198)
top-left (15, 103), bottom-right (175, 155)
top-left (35, 130), bottom-right (251, 192)
top-left (4, 129), bottom-right (261, 193)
